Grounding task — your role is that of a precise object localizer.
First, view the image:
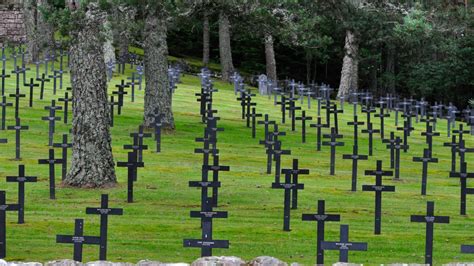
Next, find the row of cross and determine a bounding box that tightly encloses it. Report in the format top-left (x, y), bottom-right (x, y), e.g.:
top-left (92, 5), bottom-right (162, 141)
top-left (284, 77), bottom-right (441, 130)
top-left (184, 70), bottom-right (230, 256)
top-left (230, 70), bottom-right (474, 265)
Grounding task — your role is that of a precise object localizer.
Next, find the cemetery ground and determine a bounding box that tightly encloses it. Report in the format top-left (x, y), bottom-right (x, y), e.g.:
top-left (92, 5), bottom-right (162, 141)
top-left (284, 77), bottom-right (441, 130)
top-left (0, 57), bottom-right (473, 265)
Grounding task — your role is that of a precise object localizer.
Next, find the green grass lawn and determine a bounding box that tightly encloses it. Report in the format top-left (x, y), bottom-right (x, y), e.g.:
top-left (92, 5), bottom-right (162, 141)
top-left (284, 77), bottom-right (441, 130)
top-left (0, 51), bottom-right (473, 265)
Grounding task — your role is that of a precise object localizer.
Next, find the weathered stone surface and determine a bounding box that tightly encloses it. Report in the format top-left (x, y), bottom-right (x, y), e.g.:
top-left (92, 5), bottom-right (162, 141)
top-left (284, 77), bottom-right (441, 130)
top-left (191, 256), bottom-right (245, 266)
top-left (389, 264), bottom-right (429, 266)
top-left (137, 260), bottom-right (189, 266)
top-left (333, 263), bottom-right (363, 266)
top-left (0, 4), bottom-right (25, 43)
top-left (5, 262), bottom-right (42, 266)
top-left (45, 260), bottom-right (82, 266)
top-left (443, 263), bottom-right (474, 266)
top-left (86, 261), bottom-right (134, 266)
top-left (248, 256), bottom-right (288, 266)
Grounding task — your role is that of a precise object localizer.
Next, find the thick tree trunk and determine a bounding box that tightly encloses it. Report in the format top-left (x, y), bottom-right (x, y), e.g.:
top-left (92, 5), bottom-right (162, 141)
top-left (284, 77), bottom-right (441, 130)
top-left (65, 3), bottom-right (116, 188)
top-left (202, 13), bottom-right (210, 67)
top-left (37, 0), bottom-right (55, 50)
top-left (264, 33), bottom-right (277, 81)
top-left (113, 5), bottom-right (135, 60)
top-left (143, 10), bottom-right (175, 129)
top-left (337, 30), bottom-right (358, 98)
top-left (103, 19), bottom-right (116, 65)
top-left (218, 11), bottom-right (234, 81)
top-left (306, 52), bottom-right (312, 85)
top-left (23, 0), bottom-right (39, 63)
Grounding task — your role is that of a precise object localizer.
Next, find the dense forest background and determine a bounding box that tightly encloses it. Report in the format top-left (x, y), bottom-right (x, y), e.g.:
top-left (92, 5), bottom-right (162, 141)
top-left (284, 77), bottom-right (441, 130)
top-left (163, 0), bottom-right (474, 108)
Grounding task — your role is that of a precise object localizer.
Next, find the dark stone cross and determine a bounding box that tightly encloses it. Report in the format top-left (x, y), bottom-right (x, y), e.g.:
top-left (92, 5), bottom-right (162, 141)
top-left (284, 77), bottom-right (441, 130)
top-left (247, 107), bottom-right (262, 138)
top-left (321, 224), bottom-right (368, 263)
top-left (43, 100), bottom-right (62, 146)
top-left (457, 140), bottom-right (474, 170)
top-left (347, 115), bottom-right (364, 147)
top-left (396, 120), bottom-right (413, 152)
top-left (53, 134), bottom-right (72, 180)
top-left (24, 78), bottom-right (38, 107)
top-left (203, 154), bottom-right (230, 207)
top-left (38, 149), bottom-right (63, 199)
top-left (453, 124), bottom-right (471, 145)
top-left (257, 114), bottom-right (275, 142)
top-left (270, 140), bottom-right (291, 183)
top-left (450, 162), bottom-right (474, 215)
top-left (295, 110), bottom-right (313, 143)
top-left (245, 93), bottom-right (257, 127)
top-left (195, 138), bottom-right (219, 168)
top-left (85, 194), bottom-right (123, 260)
top-left (7, 118), bottom-right (29, 160)
top-left (287, 98), bottom-right (302, 131)
top-left (153, 112), bottom-right (164, 153)
top-left (421, 125), bottom-right (440, 153)
top-left (58, 92), bottom-right (72, 124)
top-left (109, 96), bottom-right (119, 127)
top-left (361, 105), bottom-right (376, 131)
top-left (6, 165), bottom-right (37, 224)
top-left (276, 95), bottom-right (288, 124)
top-left (310, 116), bottom-right (327, 151)
top-left (0, 191), bottom-right (19, 258)
top-left (322, 127), bottom-right (344, 175)
top-left (196, 89), bottom-right (212, 123)
top-left (272, 170), bottom-right (304, 231)
top-left (390, 137), bottom-right (408, 180)
top-left (112, 80), bottom-right (129, 115)
top-left (383, 132), bottom-right (396, 169)
top-left (9, 85), bottom-right (26, 119)
top-left (0, 69), bottom-right (10, 96)
top-left (444, 135), bottom-right (458, 173)
top-left (0, 96), bottom-right (12, 130)
top-left (126, 72), bottom-right (137, 102)
top-left (48, 70), bottom-right (62, 95)
top-left (413, 149), bottom-right (439, 195)
top-left (117, 151), bottom-right (144, 203)
top-left (56, 219), bottom-right (101, 262)
top-left (362, 160), bottom-right (395, 234)
top-left (281, 159), bottom-right (309, 210)
top-left (128, 126), bottom-right (152, 163)
top-left (36, 73), bottom-right (50, 100)
top-left (302, 200), bottom-right (341, 265)
top-left (410, 201), bottom-right (449, 265)
top-left (343, 145), bottom-right (368, 191)
top-left (183, 197), bottom-right (229, 257)
top-left (328, 103), bottom-right (343, 134)
top-left (375, 103), bottom-right (390, 139)
top-left (361, 122), bottom-right (380, 156)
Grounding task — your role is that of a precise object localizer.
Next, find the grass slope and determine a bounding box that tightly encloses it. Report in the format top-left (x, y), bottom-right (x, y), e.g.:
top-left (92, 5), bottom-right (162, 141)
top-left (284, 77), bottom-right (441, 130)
top-left (0, 53), bottom-right (473, 265)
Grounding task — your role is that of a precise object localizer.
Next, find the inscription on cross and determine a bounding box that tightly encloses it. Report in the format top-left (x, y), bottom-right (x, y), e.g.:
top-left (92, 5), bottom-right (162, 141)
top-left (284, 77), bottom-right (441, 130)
top-left (321, 224), bottom-right (368, 263)
top-left (6, 165), bottom-right (37, 224)
top-left (56, 219), bottom-right (101, 262)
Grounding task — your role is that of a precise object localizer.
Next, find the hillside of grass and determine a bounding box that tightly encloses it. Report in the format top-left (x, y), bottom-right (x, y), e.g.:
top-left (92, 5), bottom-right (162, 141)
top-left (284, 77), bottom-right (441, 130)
top-left (0, 51), bottom-right (473, 265)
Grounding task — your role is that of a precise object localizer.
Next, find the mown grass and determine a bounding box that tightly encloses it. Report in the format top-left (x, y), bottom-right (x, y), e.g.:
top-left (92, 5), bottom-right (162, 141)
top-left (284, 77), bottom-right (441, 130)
top-left (0, 50), bottom-right (473, 265)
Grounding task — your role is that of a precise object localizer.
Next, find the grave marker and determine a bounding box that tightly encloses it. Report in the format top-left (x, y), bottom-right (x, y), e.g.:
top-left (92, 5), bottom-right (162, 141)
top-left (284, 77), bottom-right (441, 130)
top-left (413, 149), bottom-right (439, 195)
top-left (38, 149), bottom-right (63, 199)
top-left (6, 165), bottom-right (37, 224)
top-left (295, 110), bottom-right (312, 143)
top-left (0, 191), bottom-right (19, 258)
top-left (410, 201), bottom-right (449, 265)
top-left (321, 224), bottom-right (368, 263)
top-left (362, 160), bottom-right (395, 234)
top-left (53, 134), bottom-right (72, 180)
top-left (343, 145), bottom-right (368, 191)
top-left (322, 127), bottom-right (344, 175)
top-left (56, 219), bottom-right (101, 262)
top-left (7, 118), bottom-right (29, 160)
top-left (272, 171), bottom-right (304, 231)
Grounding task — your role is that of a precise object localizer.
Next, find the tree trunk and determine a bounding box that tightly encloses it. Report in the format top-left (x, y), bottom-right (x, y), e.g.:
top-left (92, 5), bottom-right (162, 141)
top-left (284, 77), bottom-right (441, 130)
top-left (337, 30), bottom-right (358, 98)
top-left (202, 12), bottom-right (210, 67)
top-left (218, 10), bottom-right (234, 81)
top-left (114, 5), bottom-right (135, 60)
top-left (23, 0), bottom-right (39, 63)
top-left (264, 33), bottom-right (277, 81)
top-left (37, 0), bottom-right (55, 50)
top-left (65, 3), bottom-right (116, 188)
top-left (103, 19), bottom-right (116, 65)
top-left (143, 9), bottom-right (175, 129)
top-left (385, 45), bottom-right (396, 94)
top-left (306, 52), bottom-right (312, 84)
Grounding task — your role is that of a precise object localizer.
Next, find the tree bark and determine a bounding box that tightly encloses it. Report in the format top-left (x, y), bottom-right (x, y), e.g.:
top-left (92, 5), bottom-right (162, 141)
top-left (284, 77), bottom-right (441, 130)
top-left (202, 12), bottom-right (210, 67)
top-left (218, 10), bottom-right (234, 81)
top-left (113, 5), bottom-right (136, 60)
top-left (65, 3), bottom-right (116, 188)
top-left (264, 32), bottom-right (277, 81)
top-left (37, 0), bottom-right (55, 50)
top-left (337, 30), bottom-right (358, 98)
top-left (23, 0), bottom-right (39, 63)
top-left (385, 45), bottom-right (396, 94)
top-left (143, 8), bottom-right (175, 129)
top-left (103, 19), bottom-right (116, 65)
